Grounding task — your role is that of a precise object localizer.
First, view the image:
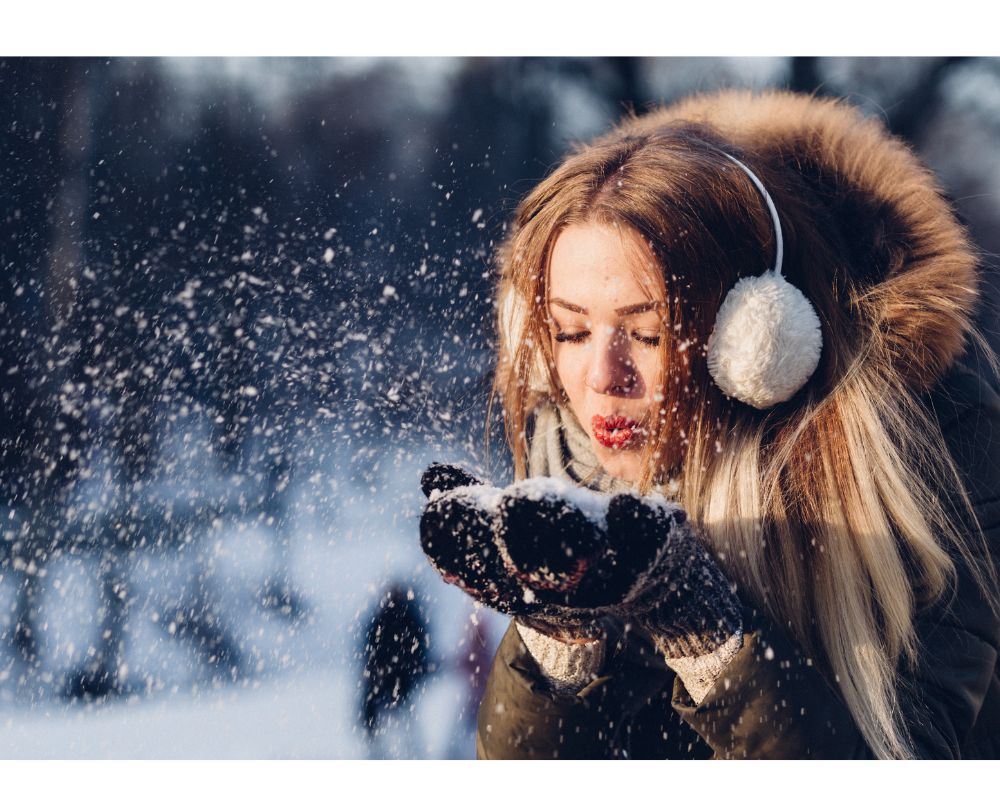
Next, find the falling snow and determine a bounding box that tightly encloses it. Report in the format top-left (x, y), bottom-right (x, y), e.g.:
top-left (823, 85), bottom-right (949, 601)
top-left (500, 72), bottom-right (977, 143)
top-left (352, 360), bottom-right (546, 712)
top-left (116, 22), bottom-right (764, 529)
top-left (2, 55), bottom-right (999, 759)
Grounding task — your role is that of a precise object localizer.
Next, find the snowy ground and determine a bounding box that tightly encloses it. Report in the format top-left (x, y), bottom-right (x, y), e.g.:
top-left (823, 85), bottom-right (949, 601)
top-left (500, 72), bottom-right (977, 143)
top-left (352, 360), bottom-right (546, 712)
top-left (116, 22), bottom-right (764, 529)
top-left (0, 666), bottom-right (482, 759)
top-left (0, 424), bottom-right (507, 758)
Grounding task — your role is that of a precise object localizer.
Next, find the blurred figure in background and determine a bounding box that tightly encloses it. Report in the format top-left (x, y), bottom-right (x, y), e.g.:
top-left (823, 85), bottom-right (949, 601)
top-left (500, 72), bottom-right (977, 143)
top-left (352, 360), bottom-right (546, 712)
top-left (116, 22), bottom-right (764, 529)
top-left (359, 584), bottom-right (430, 758)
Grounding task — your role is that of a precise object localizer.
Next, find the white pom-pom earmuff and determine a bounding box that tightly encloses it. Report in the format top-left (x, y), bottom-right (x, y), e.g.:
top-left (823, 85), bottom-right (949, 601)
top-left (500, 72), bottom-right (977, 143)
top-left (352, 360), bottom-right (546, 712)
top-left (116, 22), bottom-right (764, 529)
top-left (707, 269), bottom-right (823, 409)
top-left (706, 154), bottom-right (823, 409)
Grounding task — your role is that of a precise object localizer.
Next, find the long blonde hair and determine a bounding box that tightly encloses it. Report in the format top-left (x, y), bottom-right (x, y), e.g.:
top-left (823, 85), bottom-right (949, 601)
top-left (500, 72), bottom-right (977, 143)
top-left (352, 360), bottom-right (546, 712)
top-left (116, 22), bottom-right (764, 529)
top-left (488, 90), bottom-right (1000, 759)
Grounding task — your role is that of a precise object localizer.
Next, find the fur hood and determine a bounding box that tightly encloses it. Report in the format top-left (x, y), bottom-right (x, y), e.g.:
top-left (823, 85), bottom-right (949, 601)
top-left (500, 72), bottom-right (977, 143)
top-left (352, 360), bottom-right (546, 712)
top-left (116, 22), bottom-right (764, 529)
top-left (615, 89), bottom-right (981, 393)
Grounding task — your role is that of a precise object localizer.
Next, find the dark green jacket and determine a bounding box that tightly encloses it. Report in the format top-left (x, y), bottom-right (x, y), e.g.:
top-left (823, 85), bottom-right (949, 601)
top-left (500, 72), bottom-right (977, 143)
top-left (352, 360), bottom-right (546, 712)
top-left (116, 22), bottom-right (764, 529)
top-left (476, 360), bottom-right (1000, 759)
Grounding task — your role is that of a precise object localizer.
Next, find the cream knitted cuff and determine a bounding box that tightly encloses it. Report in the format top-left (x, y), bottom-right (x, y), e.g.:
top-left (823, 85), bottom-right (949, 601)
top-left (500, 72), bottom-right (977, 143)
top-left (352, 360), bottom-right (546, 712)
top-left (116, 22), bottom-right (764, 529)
top-left (515, 621), bottom-right (606, 695)
top-left (661, 627), bottom-right (744, 704)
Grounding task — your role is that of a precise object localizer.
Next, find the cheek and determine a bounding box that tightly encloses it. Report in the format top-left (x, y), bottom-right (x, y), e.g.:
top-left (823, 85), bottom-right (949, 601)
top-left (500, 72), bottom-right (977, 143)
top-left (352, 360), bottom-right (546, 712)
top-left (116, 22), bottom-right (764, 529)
top-left (553, 347), bottom-right (585, 392)
top-left (635, 350), bottom-right (665, 396)
top-left (552, 347), bottom-right (593, 411)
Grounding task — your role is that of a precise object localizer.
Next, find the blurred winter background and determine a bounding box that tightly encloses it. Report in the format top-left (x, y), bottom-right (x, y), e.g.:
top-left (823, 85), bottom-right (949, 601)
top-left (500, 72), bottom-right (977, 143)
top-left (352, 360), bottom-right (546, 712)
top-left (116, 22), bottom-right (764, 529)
top-left (1, 57), bottom-right (999, 758)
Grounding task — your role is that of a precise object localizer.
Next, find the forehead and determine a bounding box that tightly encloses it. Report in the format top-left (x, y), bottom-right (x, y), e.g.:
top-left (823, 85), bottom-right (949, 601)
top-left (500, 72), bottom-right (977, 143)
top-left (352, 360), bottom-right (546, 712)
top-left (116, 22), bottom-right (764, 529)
top-left (548, 222), bottom-right (662, 307)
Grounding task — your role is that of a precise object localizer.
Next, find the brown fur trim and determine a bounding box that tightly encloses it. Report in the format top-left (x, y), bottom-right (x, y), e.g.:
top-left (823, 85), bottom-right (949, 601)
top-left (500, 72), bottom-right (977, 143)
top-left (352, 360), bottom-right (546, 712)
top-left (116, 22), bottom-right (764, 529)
top-left (619, 89), bottom-right (979, 391)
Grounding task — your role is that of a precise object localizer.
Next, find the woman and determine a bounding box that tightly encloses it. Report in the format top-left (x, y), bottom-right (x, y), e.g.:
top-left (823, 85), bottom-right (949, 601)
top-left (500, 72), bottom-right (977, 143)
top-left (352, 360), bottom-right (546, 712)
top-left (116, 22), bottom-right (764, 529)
top-left (419, 89), bottom-right (1000, 759)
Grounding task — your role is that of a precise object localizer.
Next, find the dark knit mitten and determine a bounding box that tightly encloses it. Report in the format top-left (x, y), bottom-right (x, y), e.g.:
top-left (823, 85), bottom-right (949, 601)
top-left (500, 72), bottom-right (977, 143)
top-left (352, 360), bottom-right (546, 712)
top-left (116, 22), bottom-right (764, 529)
top-left (492, 482), bottom-right (742, 662)
top-left (419, 464), bottom-right (604, 642)
top-left (603, 494), bottom-right (743, 661)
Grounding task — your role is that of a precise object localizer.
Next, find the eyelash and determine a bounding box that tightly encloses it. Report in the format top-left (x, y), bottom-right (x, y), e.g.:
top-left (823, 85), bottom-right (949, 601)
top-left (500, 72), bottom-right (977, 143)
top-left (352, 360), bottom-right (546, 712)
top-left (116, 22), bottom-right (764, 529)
top-left (553, 331), bottom-right (661, 347)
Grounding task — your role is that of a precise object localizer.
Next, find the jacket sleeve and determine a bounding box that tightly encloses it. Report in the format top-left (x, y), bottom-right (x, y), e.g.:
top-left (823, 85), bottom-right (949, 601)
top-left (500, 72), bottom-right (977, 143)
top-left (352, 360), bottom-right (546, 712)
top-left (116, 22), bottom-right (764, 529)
top-left (904, 384), bottom-right (1000, 756)
top-left (671, 374), bottom-right (1000, 759)
top-left (670, 564), bottom-right (998, 759)
top-left (476, 617), bottom-right (682, 759)
top-left (475, 621), bottom-right (614, 759)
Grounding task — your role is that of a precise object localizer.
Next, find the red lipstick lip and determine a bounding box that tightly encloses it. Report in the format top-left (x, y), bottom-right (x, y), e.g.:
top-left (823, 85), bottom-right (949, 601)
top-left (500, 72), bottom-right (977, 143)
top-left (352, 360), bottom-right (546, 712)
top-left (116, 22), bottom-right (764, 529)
top-left (591, 414), bottom-right (641, 449)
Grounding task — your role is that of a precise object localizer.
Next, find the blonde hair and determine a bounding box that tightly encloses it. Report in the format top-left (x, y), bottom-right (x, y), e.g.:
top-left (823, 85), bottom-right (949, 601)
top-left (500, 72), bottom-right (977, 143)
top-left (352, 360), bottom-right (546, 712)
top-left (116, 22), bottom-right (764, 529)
top-left (488, 90), bottom-right (1000, 759)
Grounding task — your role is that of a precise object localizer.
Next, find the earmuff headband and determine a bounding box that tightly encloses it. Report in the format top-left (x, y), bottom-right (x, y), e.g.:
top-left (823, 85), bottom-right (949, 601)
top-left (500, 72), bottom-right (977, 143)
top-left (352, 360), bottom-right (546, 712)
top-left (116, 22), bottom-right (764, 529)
top-left (706, 151), bottom-right (823, 409)
top-left (720, 153), bottom-right (784, 276)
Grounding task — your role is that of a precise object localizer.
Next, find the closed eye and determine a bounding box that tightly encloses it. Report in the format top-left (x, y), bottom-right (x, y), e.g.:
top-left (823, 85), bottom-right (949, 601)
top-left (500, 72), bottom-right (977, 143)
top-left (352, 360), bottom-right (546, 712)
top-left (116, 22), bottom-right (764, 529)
top-left (553, 330), bottom-right (661, 347)
top-left (553, 331), bottom-right (589, 343)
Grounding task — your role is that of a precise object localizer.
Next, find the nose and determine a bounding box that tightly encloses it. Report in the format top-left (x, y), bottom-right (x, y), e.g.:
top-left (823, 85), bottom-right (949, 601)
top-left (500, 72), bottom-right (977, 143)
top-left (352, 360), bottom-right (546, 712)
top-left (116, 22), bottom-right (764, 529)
top-left (585, 325), bottom-right (640, 397)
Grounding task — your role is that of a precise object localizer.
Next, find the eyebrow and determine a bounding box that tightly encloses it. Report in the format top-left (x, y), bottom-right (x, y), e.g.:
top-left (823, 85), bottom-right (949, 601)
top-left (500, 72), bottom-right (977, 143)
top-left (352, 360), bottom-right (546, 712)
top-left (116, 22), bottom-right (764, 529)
top-left (549, 298), bottom-right (661, 317)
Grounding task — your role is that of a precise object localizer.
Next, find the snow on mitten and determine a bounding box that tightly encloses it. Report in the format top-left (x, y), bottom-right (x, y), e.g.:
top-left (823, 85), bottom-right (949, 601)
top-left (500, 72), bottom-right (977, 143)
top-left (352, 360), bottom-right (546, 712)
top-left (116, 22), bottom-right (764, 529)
top-left (418, 464), bottom-right (604, 642)
top-left (495, 478), bottom-right (672, 609)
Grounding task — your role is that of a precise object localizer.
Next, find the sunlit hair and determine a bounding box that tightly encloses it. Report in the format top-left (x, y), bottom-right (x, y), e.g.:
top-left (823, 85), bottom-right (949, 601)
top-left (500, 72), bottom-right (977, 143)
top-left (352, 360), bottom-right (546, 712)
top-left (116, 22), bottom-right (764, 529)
top-left (487, 90), bottom-right (1000, 759)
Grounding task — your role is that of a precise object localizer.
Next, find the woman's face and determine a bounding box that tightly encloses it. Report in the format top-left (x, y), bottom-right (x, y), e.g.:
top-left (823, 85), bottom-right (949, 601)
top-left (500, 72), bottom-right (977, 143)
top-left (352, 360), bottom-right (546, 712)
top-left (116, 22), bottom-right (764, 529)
top-left (546, 222), bottom-right (666, 483)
